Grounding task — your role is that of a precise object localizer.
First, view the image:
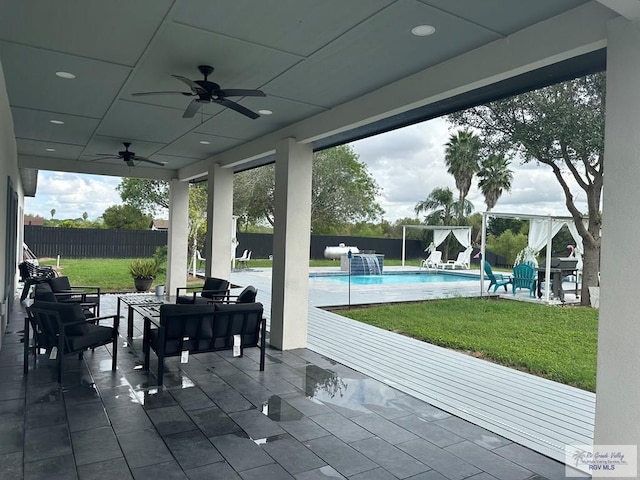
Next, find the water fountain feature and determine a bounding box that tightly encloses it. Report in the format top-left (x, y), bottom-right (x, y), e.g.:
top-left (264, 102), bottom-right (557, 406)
top-left (340, 253), bottom-right (384, 275)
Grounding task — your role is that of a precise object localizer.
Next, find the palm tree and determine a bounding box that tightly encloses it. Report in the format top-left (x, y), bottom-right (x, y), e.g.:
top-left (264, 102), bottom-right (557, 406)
top-left (415, 187), bottom-right (473, 259)
top-left (477, 154), bottom-right (513, 211)
top-left (444, 130), bottom-right (481, 222)
top-left (415, 187), bottom-right (456, 226)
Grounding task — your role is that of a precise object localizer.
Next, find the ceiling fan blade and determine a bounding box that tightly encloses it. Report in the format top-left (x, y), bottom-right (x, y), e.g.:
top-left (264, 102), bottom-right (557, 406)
top-left (133, 156), bottom-right (166, 167)
top-left (183, 99), bottom-right (204, 118)
top-left (126, 159), bottom-right (135, 167)
top-left (172, 75), bottom-right (205, 94)
top-left (89, 155), bottom-right (119, 162)
top-left (218, 89), bottom-right (266, 97)
top-left (132, 91), bottom-right (193, 97)
top-left (218, 99), bottom-right (259, 119)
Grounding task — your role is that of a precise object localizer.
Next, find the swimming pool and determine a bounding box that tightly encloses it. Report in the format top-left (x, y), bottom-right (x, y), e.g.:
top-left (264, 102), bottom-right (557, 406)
top-left (309, 272), bottom-right (478, 285)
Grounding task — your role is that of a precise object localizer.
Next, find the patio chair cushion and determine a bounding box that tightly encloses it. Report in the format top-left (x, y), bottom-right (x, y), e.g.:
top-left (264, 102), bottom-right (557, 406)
top-left (236, 285), bottom-right (257, 303)
top-left (201, 277), bottom-right (229, 299)
top-left (30, 301), bottom-right (90, 335)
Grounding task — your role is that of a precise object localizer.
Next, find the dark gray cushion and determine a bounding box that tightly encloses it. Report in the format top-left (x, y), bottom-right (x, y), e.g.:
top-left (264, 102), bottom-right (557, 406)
top-left (31, 301), bottom-right (89, 335)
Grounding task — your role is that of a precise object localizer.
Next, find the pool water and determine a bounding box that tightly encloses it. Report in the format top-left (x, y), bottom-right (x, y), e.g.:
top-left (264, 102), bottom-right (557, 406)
top-left (310, 272), bottom-right (477, 285)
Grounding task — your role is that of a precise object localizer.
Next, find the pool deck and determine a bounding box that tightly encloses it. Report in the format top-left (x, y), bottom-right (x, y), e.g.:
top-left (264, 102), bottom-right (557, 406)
top-left (229, 266), bottom-right (594, 469)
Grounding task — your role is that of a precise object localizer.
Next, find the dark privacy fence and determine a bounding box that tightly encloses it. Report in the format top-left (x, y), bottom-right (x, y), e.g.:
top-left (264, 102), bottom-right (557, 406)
top-left (24, 226), bottom-right (426, 260)
top-left (25, 226), bottom-right (506, 265)
top-left (24, 226), bottom-right (167, 259)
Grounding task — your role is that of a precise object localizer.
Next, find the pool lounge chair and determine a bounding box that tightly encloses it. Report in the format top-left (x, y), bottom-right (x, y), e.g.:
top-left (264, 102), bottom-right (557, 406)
top-left (484, 262), bottom-right (511, 292)
top-left (442, 247), bottom-right (473, 270)
top-left (421, 250), bottom-right (443, 269)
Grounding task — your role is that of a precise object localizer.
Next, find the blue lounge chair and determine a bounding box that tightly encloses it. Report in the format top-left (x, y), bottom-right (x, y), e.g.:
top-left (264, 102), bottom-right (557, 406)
top-left (484, 262), bottom-right (511, 293)
top-left (512, 263), bottom-right (536, 297)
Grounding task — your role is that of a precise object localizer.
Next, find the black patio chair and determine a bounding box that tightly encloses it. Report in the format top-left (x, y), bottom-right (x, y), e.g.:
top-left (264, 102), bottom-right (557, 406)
top-left (46, 276), bottom-right (101, 315)
top-left (24, 301), bottom-right (119, 382)
top-left (175, 277), bottom-right (230, 304)
top-left (34, 283), bottom-right (99, 319)
top-left (18, 261), bottom-right (56, 302)
top-left (221, 285), bottom-right (257, 304)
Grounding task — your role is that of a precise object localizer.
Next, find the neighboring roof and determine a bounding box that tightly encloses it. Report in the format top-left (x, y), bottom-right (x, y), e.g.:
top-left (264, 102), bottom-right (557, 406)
top-left (152, 219), bottom-right (169, 230)
top-left (23, 215), bottom-right (44, 226)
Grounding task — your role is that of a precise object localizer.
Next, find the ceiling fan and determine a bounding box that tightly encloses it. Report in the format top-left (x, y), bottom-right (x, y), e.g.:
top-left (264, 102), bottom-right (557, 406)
top-left (132, 65), bottom-right (266, 119)
top-left (92, 142), bottom-right (165, 167)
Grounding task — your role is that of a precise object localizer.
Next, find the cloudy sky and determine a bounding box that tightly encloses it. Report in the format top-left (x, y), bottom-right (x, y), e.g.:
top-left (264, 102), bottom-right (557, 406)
top-left (24, 117), bottom-right (586, 222)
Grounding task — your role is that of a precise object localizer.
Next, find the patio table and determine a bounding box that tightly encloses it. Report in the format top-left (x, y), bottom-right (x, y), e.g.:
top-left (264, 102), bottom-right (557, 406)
top-left (117, 294), bottom-right (175, 338)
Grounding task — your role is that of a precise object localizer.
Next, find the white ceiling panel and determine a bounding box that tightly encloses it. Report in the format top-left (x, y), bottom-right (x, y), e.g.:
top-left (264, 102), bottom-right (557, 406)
top-left (158, 133), bottom-right (244, 160)
top-left (420, 0), bottom-right (589, 35)
top-left (97, 101), bottom-right (211, 145)
top-left (0, 0), bottom-right (173, 66)
top-left (195, 95), bottom-right (327, 139)
top-left (11, 107), bottom-right (100, 145)
top-left (0, 42), bottom-right (131, 117)
top-left (16, 139), bottom-right (85, 160)
top-left (172, 0), bottom-right (395, 57)
top-left (263, 0), bottom-right (502, 107)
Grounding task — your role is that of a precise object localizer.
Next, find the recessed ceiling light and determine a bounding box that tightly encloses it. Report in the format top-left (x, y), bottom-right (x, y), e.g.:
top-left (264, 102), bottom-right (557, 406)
top-left (411, 25), bottom-right (435, 37)
top-left (258, 109), bottom-right (273, 115)
top-left (55, 71), bottom-right (76, 79)
top-left (45, 148), bottom-right (56, 152)
top-left (49, 119), bottom-right (64, 125)
top-left (199, 141), bottom-right (211, 145)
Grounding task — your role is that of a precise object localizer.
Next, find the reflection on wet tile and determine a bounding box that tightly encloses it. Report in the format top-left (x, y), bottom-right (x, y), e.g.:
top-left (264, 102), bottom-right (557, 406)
top-left (294, 465), bottom-right (346, 479)
top-left (261, 396), bottom-right (303, 421)
top-left (137, 389), bottom-right (178, 410)
top-left (164, 429), bottom-right (223, 469)
top-left (209, 433), bottom-right (274, 472)
top-left (229, 408), bottom-right (285, 439)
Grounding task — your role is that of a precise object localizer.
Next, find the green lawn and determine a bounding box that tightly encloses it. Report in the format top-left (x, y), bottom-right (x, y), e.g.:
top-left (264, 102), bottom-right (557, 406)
top-left (40, 258), bottom-right (171, 292)
top-left (339, 298), bottom-right (598, 391)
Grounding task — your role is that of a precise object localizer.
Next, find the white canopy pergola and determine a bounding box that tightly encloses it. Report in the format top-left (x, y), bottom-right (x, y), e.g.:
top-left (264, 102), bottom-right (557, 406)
top-left (480, 212), bottom-right (588, 302)
top-left (401, 225), bottom-right (472, 266)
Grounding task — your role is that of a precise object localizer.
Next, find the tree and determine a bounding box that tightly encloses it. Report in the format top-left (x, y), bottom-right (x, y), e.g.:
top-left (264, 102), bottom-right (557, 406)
top-left (117, 179), bottom-right (169, 214)
top-left (477, 154), bottom-right (513, 211)
top-left (415, 187), bottom-right (474, 259)
top-left (82, 212), bottom-right (88, 222)
top-left (102, 204), bottom-right (152, 230)
top-left (444, 130), bottom-right (481, 222)
top-left (234, 145), bottom-right (383, 234)
top-left (449, 72), bottom-right (604, 305)
top-left (414, 187), bottom-right (473, 226)
top-left (50, 208), bottom-right (56, 219)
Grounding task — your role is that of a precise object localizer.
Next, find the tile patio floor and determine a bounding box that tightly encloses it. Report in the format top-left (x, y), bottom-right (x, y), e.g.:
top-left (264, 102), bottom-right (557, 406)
top-left (0, 291), bottom-right (588, 479)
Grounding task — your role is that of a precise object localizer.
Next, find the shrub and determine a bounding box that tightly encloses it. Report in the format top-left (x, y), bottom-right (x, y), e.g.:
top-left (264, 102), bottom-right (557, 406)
top-left (128, 258), bottom-right (158, 279)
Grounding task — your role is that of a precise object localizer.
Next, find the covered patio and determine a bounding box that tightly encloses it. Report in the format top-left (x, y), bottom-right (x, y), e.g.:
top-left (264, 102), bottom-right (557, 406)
top-left (1, 1), bottom-right (640, 479)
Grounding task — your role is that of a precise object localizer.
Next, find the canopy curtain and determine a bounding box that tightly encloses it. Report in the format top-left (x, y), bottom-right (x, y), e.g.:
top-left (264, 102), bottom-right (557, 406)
top-left (528, 218), bottom-right (565, 253)
top-left (451, 228), bottom-right (471, 249)
top-left (565, 219), bottom-right (588, 270)
top-left (433, 229), bottom-right (451, 248)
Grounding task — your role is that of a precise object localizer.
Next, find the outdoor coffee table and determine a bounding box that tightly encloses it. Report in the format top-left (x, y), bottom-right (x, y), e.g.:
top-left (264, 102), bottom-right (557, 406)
top-left (117, 294), bottom-right (175, 338)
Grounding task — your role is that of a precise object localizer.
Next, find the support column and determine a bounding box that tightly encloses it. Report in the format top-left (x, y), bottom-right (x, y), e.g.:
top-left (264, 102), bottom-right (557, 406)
top-left (270, 138), bottom-right (313, 350)
top-left (205, 163), bottom-right (234, 280)
top-left (166, 179), bottom-right (189, 296)
top-left (594, 17), bottom-right (640, 454)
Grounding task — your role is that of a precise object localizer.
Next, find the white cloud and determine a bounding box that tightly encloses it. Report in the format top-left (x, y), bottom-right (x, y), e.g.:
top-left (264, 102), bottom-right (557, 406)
top-left (351, 118), bottom-right (586, 222)
top-left (24, 172), bottom-right (122, 220)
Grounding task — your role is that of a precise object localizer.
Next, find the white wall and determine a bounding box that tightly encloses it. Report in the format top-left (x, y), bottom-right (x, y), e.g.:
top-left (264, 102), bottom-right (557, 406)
top-left (0, 57), bottom-right (26, 347)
